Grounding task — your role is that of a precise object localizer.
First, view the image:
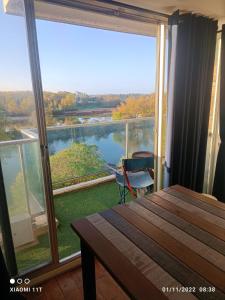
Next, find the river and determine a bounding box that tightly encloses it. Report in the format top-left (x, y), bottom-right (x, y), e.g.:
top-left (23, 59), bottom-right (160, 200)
top-left (47, 118), bottom-right (154, 165)
top-left (1, 118), bottom-right (154, 206)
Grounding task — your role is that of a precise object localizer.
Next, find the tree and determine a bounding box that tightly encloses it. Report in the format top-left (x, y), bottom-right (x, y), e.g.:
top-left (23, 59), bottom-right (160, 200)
top-left (60, 94), bottom-right (75, 109)
top-left (64, 117), bottom-right (80, 125)
top-left (112, 94), bottom-right (167, 120)
top-left (112, 95), bottom-right (155, 120)
top-left (6, 98), bottom-right (18, 114)
top-left (45, 112), bottom-right (56, 126)
top-left (50, 143), bottom-right (105, 188)
top-left (20, 98), bottom-right (34, 114)
top-left (0, 106), bottom-right (9, 141)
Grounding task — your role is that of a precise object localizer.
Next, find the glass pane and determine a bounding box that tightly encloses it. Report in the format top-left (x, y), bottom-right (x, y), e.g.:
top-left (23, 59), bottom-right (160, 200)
top-left (0, 0), bottom-right (51, 273)
top-left (34, 1), bottom-right (157, 259)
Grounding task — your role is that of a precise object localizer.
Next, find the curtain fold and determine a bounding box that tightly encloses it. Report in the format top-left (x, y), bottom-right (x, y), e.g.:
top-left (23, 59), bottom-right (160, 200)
top-left (166, 11), bottom-right (217, 192)
top-left (213, 25), bottom-right (225, 202)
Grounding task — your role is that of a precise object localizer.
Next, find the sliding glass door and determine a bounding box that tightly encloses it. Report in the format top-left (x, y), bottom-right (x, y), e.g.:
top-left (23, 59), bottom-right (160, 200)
top-left (0, 0), bottom-right (53, 274)
top-left (32, 0), bottom-right (166, 261)
top-left (0, 0), bottom-right (167, 275)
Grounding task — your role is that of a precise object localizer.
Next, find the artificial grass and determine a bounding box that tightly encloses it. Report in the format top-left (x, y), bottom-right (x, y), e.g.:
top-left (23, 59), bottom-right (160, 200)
top-left (55, 181), bottom-right (131, 259)
top-left (16, 181), bottom-right (132, 272)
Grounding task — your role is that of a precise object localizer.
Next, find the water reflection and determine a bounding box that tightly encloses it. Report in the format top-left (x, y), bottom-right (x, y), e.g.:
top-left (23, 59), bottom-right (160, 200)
top-left (47, 119), bottom-right (154, 165)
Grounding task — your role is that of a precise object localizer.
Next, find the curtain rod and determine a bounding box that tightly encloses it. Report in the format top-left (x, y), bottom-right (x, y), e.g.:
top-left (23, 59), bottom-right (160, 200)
top-left (97, 0), bottom-right (170, 18)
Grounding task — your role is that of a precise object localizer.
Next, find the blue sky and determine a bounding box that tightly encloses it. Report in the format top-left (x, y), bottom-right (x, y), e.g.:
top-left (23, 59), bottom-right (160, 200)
top-left (0, 2), bottom-right (156, 94)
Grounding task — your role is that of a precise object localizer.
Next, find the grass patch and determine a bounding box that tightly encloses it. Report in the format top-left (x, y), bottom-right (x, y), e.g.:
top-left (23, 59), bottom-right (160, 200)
top-left (55, 181), bottom-right (132, 259)
top-left (16, 181), bottom-right (132, 271)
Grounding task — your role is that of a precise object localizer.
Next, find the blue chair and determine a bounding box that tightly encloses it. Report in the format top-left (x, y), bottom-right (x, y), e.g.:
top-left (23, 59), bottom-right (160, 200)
top-left (109, 157), bottom-right (154, 204)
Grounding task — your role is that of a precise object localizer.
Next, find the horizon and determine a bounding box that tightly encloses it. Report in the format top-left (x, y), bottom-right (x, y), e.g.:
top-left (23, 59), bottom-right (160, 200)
top-left (0, 2), bottom-right (156, 94)
top-left (0, 89), bottom-right (155, 95)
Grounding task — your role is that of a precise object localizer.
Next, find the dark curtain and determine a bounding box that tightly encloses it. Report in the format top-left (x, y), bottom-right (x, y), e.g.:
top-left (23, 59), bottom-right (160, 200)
top-left (167, 11), bottom-right (217, 192)
top-left (213, 25), bottom-right (225, 202)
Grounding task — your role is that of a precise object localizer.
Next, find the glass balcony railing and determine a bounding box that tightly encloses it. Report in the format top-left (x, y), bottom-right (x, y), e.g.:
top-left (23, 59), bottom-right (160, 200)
top-left (0, 138), bottom-right (51, 272)
top-left (46, 116), bottom-right (154, 189)
top-left (0, 116), bottom-right (154, 269)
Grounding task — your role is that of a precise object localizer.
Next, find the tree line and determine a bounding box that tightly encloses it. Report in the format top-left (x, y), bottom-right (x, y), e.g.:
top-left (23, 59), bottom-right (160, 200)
top-left (112, 93), bottom-right (167, 120)
top-left (0, 91), bottom-right (75, 116)
top-left (0, 91), bottom-right (155, 117)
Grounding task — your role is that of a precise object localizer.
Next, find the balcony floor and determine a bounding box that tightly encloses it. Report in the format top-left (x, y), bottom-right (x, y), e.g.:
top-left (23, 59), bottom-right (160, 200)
top-left (17, 181), bottom-right (132, 272)
top-left (26, 260), bottom-right (129, 300)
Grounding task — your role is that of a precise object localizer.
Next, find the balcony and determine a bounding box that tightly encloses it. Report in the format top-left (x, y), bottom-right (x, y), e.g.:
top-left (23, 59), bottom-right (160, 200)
top-left (0, 117), bottom-right (151, 272)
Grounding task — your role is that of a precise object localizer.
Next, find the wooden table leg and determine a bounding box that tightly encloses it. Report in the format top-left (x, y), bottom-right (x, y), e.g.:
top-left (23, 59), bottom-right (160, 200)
top-left (81, 239), bottom-right (96, 300)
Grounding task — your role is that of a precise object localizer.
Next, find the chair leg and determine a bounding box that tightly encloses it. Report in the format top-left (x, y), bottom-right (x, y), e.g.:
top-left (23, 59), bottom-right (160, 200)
top-left (146, 185), bottom-right (154, 194)
top-left (123, 186), bottom-right (126, 204)
top-left (118, 185), bottom-right (127, 204)
top-left (118, 185), bottom-right (123, 204)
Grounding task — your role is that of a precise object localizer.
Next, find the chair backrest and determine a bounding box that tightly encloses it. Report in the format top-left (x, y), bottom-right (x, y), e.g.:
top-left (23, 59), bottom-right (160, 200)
top-left (132, 151), bottom-right (154, 159)
top-left (122, 157), bottom-right (154, 172)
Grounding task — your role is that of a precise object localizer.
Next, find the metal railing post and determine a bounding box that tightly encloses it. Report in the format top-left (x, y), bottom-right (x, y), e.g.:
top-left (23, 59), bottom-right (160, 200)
top-left (125, 122), bottom-right (129, 158)
top-left (18, 144), bottom-right (32, 216)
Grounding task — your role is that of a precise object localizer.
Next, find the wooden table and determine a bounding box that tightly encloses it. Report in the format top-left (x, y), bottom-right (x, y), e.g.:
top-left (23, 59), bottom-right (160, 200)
top-left (71, 185), bottom-right (225, 300)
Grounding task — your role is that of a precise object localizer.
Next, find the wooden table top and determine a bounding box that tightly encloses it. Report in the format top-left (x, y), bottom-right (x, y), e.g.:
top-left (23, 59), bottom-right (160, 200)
top-left (71, 185), bottom-right (225, 300)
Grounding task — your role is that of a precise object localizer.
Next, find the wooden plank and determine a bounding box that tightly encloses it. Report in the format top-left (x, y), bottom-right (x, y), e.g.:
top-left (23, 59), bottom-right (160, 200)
top-left (172, 185), bottom-right (225, 211)
top-left (44, 278), bottom-right (65, 300)
top-left (95, 260), bottom-right (107, 279)
top-left (25, 289), bottom-right (48, 300)
top-left (57, 271), bottom-right (82, 300)
top-left (157, 189), bottom-right (225, 231)
top-left (129, 201), bottom-right (225, 272)
top-left (101, 209), bottom-right (225, 300)
top-left (69, 272), bottom-right (84, 300)
top-left (137, 197), bottom-right (225, 256)
top-left (34, 261), bottom-right (128, 300)
top-left (112, 205), bottom-right (225, 293)
top-left (165, 187), bottom-right (225, 219)
top-left (96, 274), bottom-right (129, 300)
top-left (145, 194), bottom-right (225, 241)
top-left (157, 190), bottom-right (225, 229)
top-left (69, 267), bottom-right (83, 290)
top-left (71, 218), bottom-right (167, 300)
top-left (88, 213), bottom-right (196, 300)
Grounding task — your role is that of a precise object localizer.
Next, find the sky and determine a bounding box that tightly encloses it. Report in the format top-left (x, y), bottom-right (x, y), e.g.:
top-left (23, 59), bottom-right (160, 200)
top-left (0, 2), bottom-right (156, 94)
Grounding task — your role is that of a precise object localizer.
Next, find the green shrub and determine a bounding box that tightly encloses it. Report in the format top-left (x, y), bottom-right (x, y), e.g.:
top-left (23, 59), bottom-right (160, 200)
top-left (50, 143), bottom-right (106, 188)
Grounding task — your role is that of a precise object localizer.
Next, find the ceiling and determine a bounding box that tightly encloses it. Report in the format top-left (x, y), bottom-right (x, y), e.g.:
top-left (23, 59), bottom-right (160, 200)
top-left (3, 0), bottom-right (159, 36)
top-left (120, 0), bottom-right (225, 22)
top-left (3, 0), bottom-right (225, 34)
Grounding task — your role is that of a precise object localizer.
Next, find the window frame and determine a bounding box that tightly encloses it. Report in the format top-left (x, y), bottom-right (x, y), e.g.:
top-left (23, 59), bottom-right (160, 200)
top-left (16, 0), bottom-right (168, 280)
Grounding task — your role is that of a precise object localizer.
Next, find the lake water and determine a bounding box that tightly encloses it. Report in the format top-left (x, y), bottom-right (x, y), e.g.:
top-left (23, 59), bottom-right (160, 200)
top-left (47, 118), bottom-right (154, 166)
top-left (1, 118), bottom-right (154, 204)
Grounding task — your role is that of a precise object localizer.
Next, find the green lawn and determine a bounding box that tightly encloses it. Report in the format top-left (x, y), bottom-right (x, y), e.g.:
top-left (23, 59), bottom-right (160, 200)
top-left (16, 181), bottom-right (132, 272)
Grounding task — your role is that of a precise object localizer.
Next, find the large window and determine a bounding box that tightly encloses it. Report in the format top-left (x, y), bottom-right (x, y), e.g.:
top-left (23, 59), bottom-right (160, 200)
top-left (34, 1), bottom-right (159, 260)
top-left (0, 0), bottom-right (51, 273)
top-left (1, 0), bottom-right (167, 273)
